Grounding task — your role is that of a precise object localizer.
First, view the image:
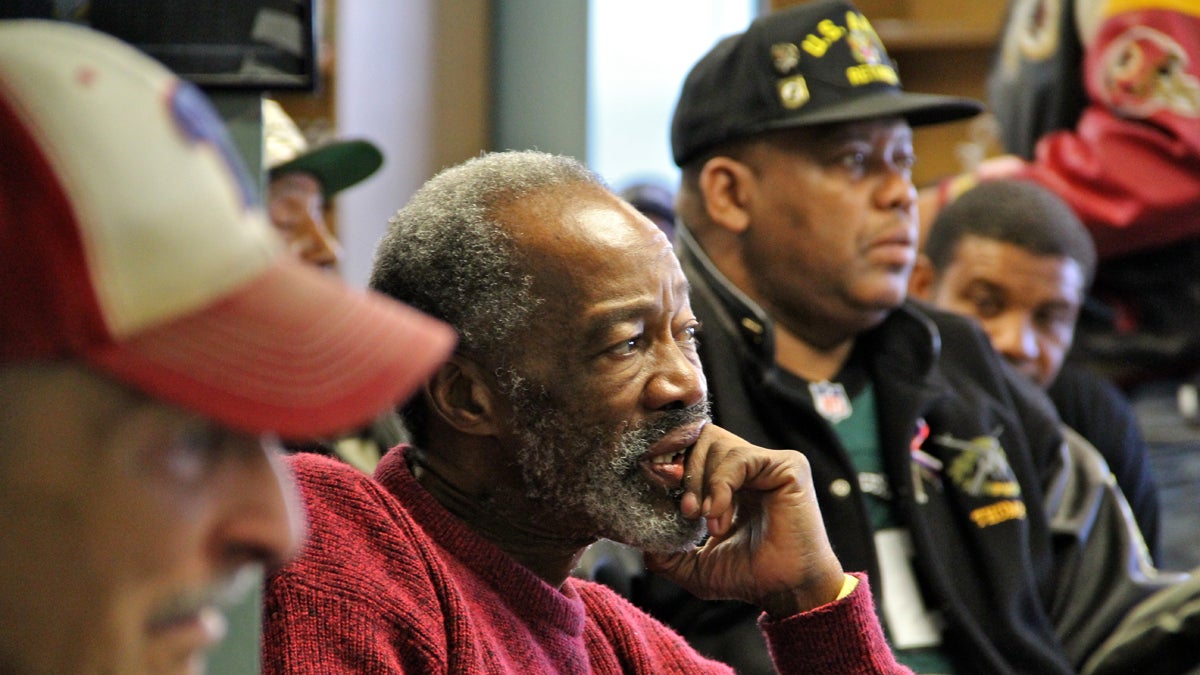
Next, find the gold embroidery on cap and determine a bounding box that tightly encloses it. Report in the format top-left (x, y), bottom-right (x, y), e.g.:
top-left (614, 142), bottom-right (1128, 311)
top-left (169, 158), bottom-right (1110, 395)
top-left (777, 74), bottom-right (810, 109)
top-left (846, 63), bottom-right (899, 86)
top-left (794, 11), bottom-right (899, 87)
top-left (846, 12), bottom-right (884, 64)
top-left (771, 42), bottom-right (800, 74)
top-left (801, 18), bottom-right (846, 57)
top-left (844, 11), bottom-right (899, 86)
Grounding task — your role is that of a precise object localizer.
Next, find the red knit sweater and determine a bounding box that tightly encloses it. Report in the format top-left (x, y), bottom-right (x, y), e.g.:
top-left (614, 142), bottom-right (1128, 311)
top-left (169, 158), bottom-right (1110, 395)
top-left (262, 448), bottom-right (905, 673)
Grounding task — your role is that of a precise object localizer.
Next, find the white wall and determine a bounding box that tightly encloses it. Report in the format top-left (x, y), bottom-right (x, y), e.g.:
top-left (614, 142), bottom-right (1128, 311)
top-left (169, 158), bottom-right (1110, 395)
top-left (334, 0), bottom-right (436, 288)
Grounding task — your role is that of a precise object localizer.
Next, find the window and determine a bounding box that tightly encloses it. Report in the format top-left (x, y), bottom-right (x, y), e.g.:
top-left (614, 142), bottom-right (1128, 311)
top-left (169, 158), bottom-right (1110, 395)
top-left (587, 1), bottom-right (756, 191)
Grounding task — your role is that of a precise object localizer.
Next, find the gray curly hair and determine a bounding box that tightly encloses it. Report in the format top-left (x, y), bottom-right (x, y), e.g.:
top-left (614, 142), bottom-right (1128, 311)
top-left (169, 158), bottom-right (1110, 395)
top-left (369, 150), bottom-right (608, 441)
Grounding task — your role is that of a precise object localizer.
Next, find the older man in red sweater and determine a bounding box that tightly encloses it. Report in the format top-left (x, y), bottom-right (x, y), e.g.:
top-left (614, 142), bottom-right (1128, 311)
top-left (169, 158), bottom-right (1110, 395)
top-left (261, 150), bottom-right (906, 673)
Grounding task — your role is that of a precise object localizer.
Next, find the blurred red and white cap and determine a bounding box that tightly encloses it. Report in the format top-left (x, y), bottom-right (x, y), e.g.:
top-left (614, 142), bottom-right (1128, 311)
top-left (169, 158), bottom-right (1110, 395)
top-left (0, 20), bottom-right (455, 438)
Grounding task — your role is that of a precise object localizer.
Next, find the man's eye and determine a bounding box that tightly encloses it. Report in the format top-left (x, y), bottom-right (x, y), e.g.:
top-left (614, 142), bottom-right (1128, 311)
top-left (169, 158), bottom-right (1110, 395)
top-left (678, 322), bottom-right (702, 345)
top-left (837, 150), bottom-right (868, 171)
top-left (609, 336), bottom-right (640, 356)
top-left (973, 298), bottom-right (1003, 318)
top-left (893, 150), bottom-right (916, 170)
top-left (160, 423), bottom-right (227, 484)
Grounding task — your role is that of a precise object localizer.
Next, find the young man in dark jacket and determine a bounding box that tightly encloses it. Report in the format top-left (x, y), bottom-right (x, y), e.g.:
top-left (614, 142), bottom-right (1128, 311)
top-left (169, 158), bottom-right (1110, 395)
top-left (910, 178), bottom-right (1161, 563)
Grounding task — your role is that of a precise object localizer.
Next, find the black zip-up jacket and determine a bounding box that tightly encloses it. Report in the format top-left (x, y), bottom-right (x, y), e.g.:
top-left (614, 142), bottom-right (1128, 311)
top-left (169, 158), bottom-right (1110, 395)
top-left (631, 226), bottom-right (1170, 674)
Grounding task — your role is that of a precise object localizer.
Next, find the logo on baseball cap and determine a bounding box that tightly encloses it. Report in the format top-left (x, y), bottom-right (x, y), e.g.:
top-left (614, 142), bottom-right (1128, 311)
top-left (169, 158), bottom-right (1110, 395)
top-left (670, 0), bottom-right (984, 166)
top-left (0, 20), bottom-right (455, 438)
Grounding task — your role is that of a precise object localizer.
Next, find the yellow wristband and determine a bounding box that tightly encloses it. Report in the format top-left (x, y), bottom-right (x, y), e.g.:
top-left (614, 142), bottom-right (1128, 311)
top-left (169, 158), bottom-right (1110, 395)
top-left (836, 573), bottom-right (859, 601)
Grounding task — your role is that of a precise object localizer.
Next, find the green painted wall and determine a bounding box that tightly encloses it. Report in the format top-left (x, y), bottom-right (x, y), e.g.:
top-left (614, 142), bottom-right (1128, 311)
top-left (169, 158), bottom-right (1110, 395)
top-left (492, 0), bottom-right (588, 160)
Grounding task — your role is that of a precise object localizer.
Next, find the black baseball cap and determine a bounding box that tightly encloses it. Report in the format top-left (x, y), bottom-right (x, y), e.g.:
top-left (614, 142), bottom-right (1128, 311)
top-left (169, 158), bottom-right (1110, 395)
top-left (670, 0), bottom-right (984, 167)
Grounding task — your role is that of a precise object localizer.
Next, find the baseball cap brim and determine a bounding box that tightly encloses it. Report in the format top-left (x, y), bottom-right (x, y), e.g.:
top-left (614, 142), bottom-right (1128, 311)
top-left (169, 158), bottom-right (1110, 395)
top-left (269, 139), bottom-right (383, 199)
top-left (87, 255), bottom-right (456, 439)
top-left (760, 89), bottom-right (983, 132)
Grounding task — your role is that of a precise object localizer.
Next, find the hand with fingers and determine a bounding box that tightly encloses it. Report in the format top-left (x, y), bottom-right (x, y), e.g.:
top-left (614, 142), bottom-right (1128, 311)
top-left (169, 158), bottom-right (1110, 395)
top-left (645, 424), bottom-right (847, 619)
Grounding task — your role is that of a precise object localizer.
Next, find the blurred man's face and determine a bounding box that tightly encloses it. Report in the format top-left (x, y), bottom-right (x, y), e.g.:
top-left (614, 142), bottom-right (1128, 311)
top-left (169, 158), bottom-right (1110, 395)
top-left (923, 235), bottom-right (1085, 388)
top-left (267, 172), bottom-right (341, 269)
top-left (0, 363), bottom-right (302, 674)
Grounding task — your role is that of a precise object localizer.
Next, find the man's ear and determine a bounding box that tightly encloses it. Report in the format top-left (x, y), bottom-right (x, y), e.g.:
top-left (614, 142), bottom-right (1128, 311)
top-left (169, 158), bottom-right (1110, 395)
top-left (697, 156), bottom-right (755, 235)
top-left (426, 355), bottom-right (500, 436)
top-left (908, 254), bottom-right (937, 300)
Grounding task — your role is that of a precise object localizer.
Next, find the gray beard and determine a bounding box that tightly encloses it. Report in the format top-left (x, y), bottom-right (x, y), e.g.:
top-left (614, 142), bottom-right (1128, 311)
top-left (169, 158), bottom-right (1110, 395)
top-left (496, 371), bottom-right (710, 554)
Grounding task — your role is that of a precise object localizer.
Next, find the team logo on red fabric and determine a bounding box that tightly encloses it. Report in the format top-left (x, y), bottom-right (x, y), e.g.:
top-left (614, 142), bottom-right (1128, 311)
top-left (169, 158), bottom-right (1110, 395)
top-left (1098, 25), bottom-right (1200, 118)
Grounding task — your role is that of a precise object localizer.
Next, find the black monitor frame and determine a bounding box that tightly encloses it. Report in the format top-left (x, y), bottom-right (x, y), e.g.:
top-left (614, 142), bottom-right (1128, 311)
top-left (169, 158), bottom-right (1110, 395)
top-left (85, 0), bottom-right (319, 92)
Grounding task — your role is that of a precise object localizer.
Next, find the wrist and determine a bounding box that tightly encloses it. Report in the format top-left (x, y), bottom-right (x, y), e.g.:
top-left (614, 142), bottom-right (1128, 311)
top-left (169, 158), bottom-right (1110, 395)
top-left (757, 559), bottom-right (846, 620)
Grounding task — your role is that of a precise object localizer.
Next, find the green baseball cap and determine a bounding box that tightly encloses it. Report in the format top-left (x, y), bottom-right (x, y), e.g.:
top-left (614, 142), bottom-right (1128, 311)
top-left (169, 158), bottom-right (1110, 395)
top-left (263, 99), bottom-right (384, 200)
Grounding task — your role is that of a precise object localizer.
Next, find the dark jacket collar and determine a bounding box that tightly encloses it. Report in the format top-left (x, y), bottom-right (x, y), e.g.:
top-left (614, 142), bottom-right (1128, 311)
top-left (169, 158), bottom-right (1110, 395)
top-left (675, 223), bottom-right (775, 361)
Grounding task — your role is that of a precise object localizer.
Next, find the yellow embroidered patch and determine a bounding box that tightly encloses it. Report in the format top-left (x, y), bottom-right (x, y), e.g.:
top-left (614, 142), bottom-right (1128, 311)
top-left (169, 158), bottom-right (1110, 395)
top-left (846, 63), bottom-right (899, 86)
top-left (970, 499), bottom-right (1027, 527)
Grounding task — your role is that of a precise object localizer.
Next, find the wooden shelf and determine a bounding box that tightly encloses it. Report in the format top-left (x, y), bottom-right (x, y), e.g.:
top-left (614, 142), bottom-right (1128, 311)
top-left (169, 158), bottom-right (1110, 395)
top-left (874, 19), bottom-right (1000, 51)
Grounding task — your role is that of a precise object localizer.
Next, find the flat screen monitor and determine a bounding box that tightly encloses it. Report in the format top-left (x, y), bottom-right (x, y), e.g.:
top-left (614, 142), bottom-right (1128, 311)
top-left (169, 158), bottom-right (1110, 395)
top-left (85, 0), bottom-right (318, 92)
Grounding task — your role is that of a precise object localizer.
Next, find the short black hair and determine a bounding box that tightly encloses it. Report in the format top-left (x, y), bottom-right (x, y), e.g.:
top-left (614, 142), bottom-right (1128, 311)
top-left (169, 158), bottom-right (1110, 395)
top-left (924, 179), bottom-right (1096, 286)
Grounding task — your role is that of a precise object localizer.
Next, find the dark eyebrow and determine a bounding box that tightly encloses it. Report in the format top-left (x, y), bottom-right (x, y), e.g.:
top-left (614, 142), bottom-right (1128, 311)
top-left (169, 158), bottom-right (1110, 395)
top-left (961, 279), bottom-right (1008, 303)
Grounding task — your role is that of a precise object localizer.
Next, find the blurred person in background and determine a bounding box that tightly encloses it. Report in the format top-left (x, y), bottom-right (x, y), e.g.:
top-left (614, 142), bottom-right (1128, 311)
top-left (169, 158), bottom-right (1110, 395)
top-left (910, 179), bottom-right (1161, 562)
top-left (263, 97), bottom-right (383, 270)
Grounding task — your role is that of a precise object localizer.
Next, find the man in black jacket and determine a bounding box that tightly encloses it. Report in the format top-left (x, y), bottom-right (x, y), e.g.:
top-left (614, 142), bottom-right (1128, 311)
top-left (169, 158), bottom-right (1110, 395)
top-left (909, 178), bottom-right (1161, 563)
top-left (636, 1), bottom-right (1178, 673)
